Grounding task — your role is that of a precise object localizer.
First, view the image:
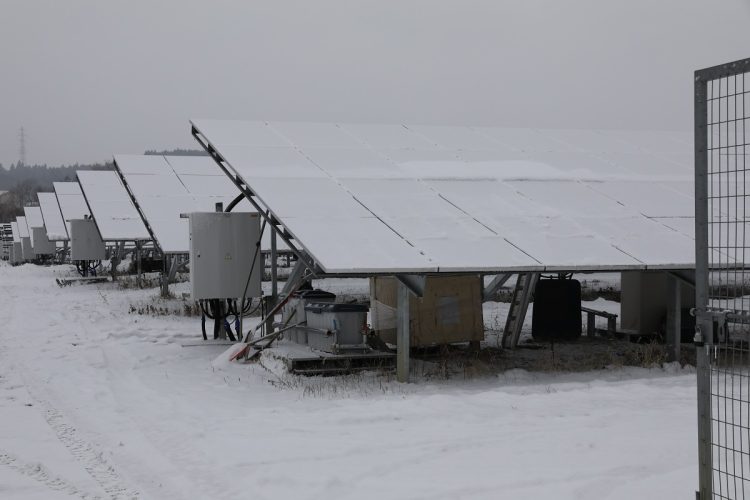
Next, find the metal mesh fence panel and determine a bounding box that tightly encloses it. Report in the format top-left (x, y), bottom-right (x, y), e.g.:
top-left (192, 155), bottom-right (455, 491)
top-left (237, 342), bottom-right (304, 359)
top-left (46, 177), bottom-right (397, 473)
top-left (696, 58), bottom-right (750, 500)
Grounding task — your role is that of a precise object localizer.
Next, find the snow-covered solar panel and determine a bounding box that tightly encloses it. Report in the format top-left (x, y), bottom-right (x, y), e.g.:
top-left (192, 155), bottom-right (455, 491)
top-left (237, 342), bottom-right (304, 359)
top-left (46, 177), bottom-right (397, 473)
top-left (10, 221), bottom-right (20, 242)
top-left (53, 182), bottom-right (91, 237)
top-left (23, 206), bottom-right (44, 229)
top-left (408, 124), bottom-right (507, 151)
top-left (23, 207), bottom-right (45, 247)
top-left (16, 216), bottom-right (29, 238)
top-left (192, 119), bottom-right (696, 273)
top-left (113, 154), bottom-right (289, 254)
top-left (37, 192), bottom-right (68, 241)
top-left (585, 180), bottom-right (694, 218)
top-left (338, 123), bottom-right (438, 150)
top-left (473, 127), bottom-right (575, 153)
top-left (76, 170), bottom-right (151, 242)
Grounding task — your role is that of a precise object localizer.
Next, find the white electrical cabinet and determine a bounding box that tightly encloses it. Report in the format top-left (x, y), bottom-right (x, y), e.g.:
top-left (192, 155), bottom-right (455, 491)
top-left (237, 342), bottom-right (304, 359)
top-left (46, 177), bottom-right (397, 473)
top-left (189, 212), bottom-right (262, 300)
top-left (70, 219), bottom-right (106, 261)
top-left (31, 227), bottom-right (56, 255)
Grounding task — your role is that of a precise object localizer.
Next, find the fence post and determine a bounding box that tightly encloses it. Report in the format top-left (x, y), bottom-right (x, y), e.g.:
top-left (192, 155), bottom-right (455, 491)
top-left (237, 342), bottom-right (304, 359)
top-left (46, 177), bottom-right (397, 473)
top-left (694, 68), bottom-right (712, 500)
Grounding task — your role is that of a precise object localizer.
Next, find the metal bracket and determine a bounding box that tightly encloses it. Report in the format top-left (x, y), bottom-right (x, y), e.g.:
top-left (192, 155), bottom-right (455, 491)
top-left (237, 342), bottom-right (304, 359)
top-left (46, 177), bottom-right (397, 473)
top-left (483, 273), bottom-right (512, 301)
top-left (395, 274), bottom-right (426, 298)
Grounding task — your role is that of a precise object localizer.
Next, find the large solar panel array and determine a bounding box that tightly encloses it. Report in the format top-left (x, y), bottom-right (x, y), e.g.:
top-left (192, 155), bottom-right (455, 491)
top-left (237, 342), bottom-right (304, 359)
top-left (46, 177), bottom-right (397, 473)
top-left (53, 181), bottom-right (92, 237)
top-left (192, 120), bottom-right (694, 274)
top-left (38, 192), bottom-right (68, 241)
top-left (76, 171), bottom-right (151, 242)
top-left (113, 154), bottom-right (288, 254)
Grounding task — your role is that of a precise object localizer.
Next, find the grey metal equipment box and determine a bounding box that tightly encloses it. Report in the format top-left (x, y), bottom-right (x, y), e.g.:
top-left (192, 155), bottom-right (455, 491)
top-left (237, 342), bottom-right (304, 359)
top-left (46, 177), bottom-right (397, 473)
top-left (282, 290), bottom-right (337, 344)
top-left (304, 303), bottom-right (368, 353)
top-left (189, 212), bottom-right (262, 300)
top-left (70, 219), bottom-right (106, 261)
top-left (31, 227), bottom-right (56, 255)
top-left (21, 236), bottom-right (34, 261)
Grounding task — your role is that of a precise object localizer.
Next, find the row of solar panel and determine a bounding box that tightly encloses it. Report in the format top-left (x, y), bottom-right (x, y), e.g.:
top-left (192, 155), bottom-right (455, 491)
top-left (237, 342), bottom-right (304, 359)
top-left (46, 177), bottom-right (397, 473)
top-left (6, 122), bottom-right (701, 273)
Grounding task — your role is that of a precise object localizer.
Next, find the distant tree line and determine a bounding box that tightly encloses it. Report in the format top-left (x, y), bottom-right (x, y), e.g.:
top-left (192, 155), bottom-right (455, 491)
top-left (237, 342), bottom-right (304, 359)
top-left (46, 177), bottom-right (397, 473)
top-left (0, 148), bottom-right (207, 222)
top-left (0, 160), bottom-right (114, 221)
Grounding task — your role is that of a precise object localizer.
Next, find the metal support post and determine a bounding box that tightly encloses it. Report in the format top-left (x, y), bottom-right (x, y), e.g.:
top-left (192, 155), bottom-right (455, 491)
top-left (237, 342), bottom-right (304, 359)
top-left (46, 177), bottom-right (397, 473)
top-left (168, 255), bottom-right (179, 283)
top-left (665, 273), bottom-right (681, 362)
top-left (586, 312), bottom-right (596, 337)
top-left (397, 280), bottom-right (410, 383)
top-left (271, 230), bottom-right (278, 299)
top-left (135, 241), bottom-right (142, 285)
top-left (694, 69), bottom-right (712, 499)
top-left (160, 255), bottom-right (171, 297)
top-left (695, 341), bottom-right (713, 500)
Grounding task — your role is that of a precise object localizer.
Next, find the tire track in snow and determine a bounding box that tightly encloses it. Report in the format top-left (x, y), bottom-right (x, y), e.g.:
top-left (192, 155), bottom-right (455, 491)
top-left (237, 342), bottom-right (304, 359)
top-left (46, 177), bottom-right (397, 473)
top-left (19, 375), bottom-right (142, 500)
top-left (0, 271), bottom-right (138, 499)
top-left (0, 449), bottom-right (102, 499)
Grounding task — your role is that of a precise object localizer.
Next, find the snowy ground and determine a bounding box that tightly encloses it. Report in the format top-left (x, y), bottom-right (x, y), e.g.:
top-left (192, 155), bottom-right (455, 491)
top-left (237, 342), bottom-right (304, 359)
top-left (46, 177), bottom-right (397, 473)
top-left (0, 262), bottom-right (698, 499)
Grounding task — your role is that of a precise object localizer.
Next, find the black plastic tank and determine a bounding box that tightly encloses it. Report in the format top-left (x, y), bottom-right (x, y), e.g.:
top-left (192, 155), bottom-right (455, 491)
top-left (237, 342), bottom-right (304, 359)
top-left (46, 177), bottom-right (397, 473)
top-left (531, 278), bottom-right (582, 341)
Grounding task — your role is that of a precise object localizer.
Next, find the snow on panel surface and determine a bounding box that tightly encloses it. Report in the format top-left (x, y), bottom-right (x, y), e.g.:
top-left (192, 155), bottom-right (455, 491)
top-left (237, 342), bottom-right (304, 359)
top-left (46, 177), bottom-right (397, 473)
top-left (22, 207), bottom-right (44, 248)
top-left (54, 182), bottom-right (91, 237)
top-left (585, 180), bottom-right (694, 218)
top-left (177, 174), bottom-right (238, 198)
top-left (53, 182), bottom-right (83, 195)
top-left (37, 192), bottom-right (68, 241)
top-left (281, 215), bottom-right (437, 273)
top-left (115, 154), bottom-right (174, 175)
top-left (10, 221), bottom-right (20, 242)
top-left (474, 127), bottom-right (575, 153)
top-left (16, 217), bottom-right (29, 238)
top-left (577, 216), bottom-right (695, 267)
top-left (115, 154), bottom-right (287, 254)
top-left (217, 145), bottom-right (326, 179)
top-left (76, 170), bottom-right (151, 241)
top-left (408, 124), bottom-right (509, 151)
top-left (192, 119), bottom-right (696, 271)
top-left (23, 206), bottom-right (44, 228)
top-left (193, 119), bottom-right (290, 148)
top-left (654, 217), bottom-right (695, 239)
top-left (340, 123), bottom-right (437, 150)
top-left (339, 178), bottom-right (539, 269)
top-left (269, 122), bottom-right (363, 149)
top-left (304, 147), bottom-right (406, 179)
top-left (163, 155), bottom-right (218, 176)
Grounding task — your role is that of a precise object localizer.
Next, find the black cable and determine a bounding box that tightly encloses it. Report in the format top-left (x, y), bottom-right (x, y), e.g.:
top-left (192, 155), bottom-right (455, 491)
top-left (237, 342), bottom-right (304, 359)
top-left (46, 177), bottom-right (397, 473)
top-left (238, 214), bottom-right (267, 340)
top-left (201, 313), bottom-right (207, 340)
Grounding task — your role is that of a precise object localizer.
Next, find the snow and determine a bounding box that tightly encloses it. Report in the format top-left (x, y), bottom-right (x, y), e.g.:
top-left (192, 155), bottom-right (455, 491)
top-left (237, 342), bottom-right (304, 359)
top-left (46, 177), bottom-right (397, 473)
top-left (37, 192), bottom-right (69, 242)
top-left (0, 262), bottom-right (699, 499)
top-left (191, 120), bottom-right (696, 273)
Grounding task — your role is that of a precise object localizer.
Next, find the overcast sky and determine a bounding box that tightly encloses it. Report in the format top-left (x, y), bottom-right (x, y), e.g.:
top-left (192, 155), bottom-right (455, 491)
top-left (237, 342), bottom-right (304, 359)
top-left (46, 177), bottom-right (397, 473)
top-left (0, 0), bottom-right (749, 166)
